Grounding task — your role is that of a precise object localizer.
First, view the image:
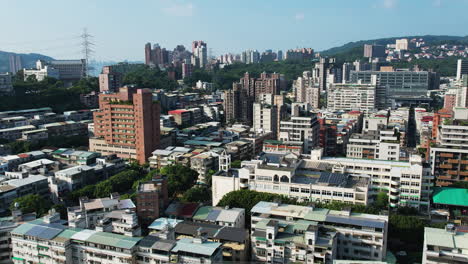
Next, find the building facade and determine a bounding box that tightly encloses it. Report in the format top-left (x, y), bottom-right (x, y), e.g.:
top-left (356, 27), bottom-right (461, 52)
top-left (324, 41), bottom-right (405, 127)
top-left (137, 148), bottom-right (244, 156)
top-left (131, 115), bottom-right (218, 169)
top-left (90, 86), bottom-right (160, 164)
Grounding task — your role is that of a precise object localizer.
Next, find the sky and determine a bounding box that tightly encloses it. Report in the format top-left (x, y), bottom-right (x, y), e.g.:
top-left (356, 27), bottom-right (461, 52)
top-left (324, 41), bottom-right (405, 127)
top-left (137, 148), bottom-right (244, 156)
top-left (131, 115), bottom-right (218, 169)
top-left (1, 0), bottom-right (468, 61)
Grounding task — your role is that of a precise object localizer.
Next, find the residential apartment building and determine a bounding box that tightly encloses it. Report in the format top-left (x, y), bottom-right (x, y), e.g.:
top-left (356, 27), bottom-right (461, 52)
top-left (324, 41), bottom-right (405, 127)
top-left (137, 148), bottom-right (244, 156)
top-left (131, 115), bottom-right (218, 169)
top-left (190, 151), bottom-right (219, 183)
top-left (346, 130), bottom-right (401, 161)
top-left (148, 146), bottom-right (192, 169)
top-left (0, 175), bottom-right (49, 214)
top-left (310, 149), bottom-right (432, 211)
top-left (212, 152), bottom-right (371, 207)
top-left (144, 43), bottom-right (169, 67)
top-left (364, 44), bottom-right (386, 58)
top-left (67, 194), bottom-right (136, 231)
top-left (191, 206), bottom-right (245, 228)
top-left (327, 82), bottom-right (377, 112)
top-left (223, 83), bottom-right (253, 125)
top-left (99, 66), bottom-right (123, 93)
top-left (251, 201), bottom-right (389, 262)
top-left (253, 102), bottom-right (278, 136)
top-left (11, 212), bottom-right (223, 264)
top-left (422, 226), bottom-right (468, 264)
top-left (136, 174), bottom-right (169, 226)
top-left (279, 103), bottom-right (320, 154)
top-left (90, 86), bottom-right (160, 164)
top-left (192, 40), bottom-right (208, 68)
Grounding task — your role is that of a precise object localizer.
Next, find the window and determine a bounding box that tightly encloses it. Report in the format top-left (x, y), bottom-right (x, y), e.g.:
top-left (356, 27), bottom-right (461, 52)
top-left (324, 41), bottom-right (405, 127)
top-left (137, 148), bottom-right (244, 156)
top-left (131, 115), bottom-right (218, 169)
top-left (290, 187), bottom-right (300, 193)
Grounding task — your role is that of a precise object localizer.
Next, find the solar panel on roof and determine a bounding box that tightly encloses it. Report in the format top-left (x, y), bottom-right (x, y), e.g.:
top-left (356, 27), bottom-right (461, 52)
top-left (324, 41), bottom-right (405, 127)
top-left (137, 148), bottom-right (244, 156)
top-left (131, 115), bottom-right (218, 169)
top-left (206, 209), bottom-right (221, 221)
top-left (325, 215), bottom-right (385, 229)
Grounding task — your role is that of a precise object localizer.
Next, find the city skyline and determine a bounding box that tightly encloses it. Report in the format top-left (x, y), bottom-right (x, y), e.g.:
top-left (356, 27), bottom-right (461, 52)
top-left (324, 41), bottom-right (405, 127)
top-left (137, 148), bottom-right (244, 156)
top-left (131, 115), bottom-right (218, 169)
top-left (1, 0), bottom-right (468, 61)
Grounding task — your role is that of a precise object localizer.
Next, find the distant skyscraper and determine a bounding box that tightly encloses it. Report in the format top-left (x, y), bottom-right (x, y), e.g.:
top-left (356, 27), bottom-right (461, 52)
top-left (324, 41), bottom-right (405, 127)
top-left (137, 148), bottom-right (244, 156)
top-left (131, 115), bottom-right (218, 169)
top-left (9, 54), bottom-right (22, 73)
top-left (457, 59), bottom-right (468, 81)
top-left (395, 38), bottom-right (411, 51)
top-left (363, 44), bottom-right (386, 58)
top-left (144, 43), bottom-right (169, 67)
top-left (191, 40), bottom-right (208, 68)
top-left (182, 59), bottom-right (193, 79)
top-left (277, 50), bottom-right (283, 61)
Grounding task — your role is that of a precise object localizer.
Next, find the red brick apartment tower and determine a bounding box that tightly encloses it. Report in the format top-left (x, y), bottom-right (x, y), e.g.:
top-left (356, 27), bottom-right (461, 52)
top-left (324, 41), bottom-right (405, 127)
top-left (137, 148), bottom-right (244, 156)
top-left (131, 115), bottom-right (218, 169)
top-left (90, 86), bottom-right (160, 164)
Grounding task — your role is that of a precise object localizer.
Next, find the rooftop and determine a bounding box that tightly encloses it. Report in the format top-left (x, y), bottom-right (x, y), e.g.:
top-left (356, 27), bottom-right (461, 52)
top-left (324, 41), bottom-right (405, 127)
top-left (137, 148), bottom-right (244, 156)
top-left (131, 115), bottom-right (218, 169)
top-left (433, 187), bottom-right (468, 207)
top-left (425, 227), bottom-right (468, 249)
top-left (171, 237), bottom-right (221, 256)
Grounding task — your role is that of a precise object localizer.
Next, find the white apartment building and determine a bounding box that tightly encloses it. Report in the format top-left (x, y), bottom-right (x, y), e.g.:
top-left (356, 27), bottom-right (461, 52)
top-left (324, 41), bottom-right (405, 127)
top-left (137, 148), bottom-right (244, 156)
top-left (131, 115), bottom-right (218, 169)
top-left (279, 113), bottom-right (320, 154)
top-left (149, 147), bottom-right (192, 169)
top-left (67, 195), bottom-right (136, 232)
top-left (212, 152), bottom-right (371, 206)
top-left (423, 226), bottom-right (468, 264)
top-left (253, 103), bottom-right (278, 135)
top-left (311, 149), bottom-right (432, 211)
top-left (327, 82), bottom-right (377, 113)
top-left (251, 201), bottom-right (389, 262)
top-left (346, 130), bottom-right (401, 161)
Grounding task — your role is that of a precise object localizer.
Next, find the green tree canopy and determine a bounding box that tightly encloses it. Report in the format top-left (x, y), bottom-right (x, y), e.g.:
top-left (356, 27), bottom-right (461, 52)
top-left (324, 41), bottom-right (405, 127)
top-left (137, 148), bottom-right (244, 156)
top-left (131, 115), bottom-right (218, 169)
top-left (10, 194), bottom-right (51, 217)
top-left (374, 192), bottom-right (389, 210)
top-left (161, 164), bottom-right (198, 197)
top-left (181, 186), bottom-right (211, 203)
top-left (122, 64), bottom-right (178, 90)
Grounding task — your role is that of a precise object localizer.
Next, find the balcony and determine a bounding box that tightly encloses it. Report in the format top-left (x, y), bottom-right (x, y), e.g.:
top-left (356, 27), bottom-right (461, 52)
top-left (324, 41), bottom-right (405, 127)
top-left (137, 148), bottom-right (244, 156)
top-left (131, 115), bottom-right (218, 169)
top-left (390, 186), bottom-right (400, 193)
top-left (390, 180), bottom-right (400, 186)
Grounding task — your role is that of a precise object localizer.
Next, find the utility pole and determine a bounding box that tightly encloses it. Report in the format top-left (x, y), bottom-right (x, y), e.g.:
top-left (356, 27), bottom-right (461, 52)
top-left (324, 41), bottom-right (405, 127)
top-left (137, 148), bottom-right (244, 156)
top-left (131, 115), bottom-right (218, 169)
top-left (81, 28), bottom-right (94, 77)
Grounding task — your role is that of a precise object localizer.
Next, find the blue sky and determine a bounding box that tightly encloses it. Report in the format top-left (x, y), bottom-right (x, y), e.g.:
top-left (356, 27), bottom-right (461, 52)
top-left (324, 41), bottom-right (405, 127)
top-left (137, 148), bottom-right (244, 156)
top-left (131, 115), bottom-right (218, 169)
top-left (1, 0), bottom-right (467, 61)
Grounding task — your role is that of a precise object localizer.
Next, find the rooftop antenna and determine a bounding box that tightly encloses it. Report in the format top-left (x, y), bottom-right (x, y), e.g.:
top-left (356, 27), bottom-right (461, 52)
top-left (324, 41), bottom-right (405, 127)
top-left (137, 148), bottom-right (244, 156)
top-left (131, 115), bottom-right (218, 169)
top-left (81, 28), bottom-right (95, 77)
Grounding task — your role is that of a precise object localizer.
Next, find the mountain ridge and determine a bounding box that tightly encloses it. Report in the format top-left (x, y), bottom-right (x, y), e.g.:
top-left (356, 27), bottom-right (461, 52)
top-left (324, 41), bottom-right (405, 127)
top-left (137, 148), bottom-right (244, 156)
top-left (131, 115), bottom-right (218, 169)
top-left (0, 51), bottom-right (54, 72)
top-left (320, 35), bottom-right (468, 56)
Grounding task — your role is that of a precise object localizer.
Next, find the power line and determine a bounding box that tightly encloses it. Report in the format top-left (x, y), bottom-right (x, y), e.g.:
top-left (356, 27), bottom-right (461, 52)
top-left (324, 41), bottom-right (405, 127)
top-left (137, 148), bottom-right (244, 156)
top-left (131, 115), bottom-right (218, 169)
top-left (81, 28), bottom-right (95, 77)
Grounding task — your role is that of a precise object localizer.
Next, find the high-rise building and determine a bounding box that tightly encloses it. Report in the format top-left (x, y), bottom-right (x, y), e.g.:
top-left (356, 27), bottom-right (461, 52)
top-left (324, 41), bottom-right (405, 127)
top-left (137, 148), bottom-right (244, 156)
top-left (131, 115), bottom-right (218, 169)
top-left (395, 38), bottom-right (411, 51)
top-left (191, 40), bottom-right (208, 68)
top-left (314, 57), bottom-right (335, 91)
top-left (430, 108), bottom-right (468, 187)
top-left (145, 43), bottom-right (169, 67)
top-left (457, 59), bottom-right (468, 81)
top-left (350, 69), bottom-right (439, 108)
top-left (8, 54), bottom-right (22, 73)
top-left (327, 82), bottom-right (377, 112)
top-left (182, 59), bottom-right (193, 79)
top-left (239, 72), bottom-right (280, 100)
top-left (276, 50), bottom-right (283, 61)
top-left (90, 86), bottom-right (160, 164)
top-left (253, 101), bottom-right (278, 136)
top-left (99, 66), bottom-right (123, 93)
top-left (293, 71), bottom-right (320, 108)
top-left (279, 103), bottom-right (320, 153)
top-left (363, 44), bottom-right (386, 58)
top-left (223, 83), bottom-right (253, 125)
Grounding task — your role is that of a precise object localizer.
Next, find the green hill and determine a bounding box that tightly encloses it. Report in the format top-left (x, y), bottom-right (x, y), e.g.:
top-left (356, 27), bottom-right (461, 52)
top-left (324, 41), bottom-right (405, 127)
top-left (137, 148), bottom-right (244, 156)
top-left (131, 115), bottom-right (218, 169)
top-left (320, 35), bottom-right (468, 56)
top-left (0, 51), bottom-right (54, 72)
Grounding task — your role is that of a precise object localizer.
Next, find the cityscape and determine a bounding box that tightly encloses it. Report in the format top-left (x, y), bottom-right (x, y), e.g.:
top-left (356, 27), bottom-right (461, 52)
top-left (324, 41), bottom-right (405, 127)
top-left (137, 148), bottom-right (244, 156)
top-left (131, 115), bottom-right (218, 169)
top-left (1, 1), bottom-right (468, 264)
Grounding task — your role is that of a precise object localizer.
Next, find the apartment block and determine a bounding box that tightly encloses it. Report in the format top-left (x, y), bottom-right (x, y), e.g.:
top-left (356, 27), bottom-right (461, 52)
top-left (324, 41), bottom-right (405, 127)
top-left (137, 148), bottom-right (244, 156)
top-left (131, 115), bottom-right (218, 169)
top-left (311, 149), bottom-right (432, 211)
top-left (327, 82), bottom-right (377, 112)
top-left (253, 102), bottom-right (278, 136)
top-left (212, 152), bottom-right (371, 207)
top-left (346, 130), bottom-right (401, 161)
top-left (251, 201), bottom-right (389, 262)
top-left (12, 210), bottom-right (224, 264)
top-left (0, 72), bottom-right (14, 95)
top-left (90, 86), bottom-right (160, 164)
top-left (99, 66), bottom-right (123, 93)
top-left (136, 174), bottom-right (169, 226)
top-left (279, 104), bottom-right (320, 154)
top-left (423, 226), bottom-right (468, 263)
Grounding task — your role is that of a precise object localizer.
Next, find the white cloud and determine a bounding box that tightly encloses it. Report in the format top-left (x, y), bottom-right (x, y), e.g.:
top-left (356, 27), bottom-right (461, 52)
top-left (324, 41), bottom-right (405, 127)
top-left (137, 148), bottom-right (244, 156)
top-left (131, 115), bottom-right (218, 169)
top-left (295, 12), bottom-right (305, 21)
top-left (433, 0), bottom-right (442, 7)
top-left (162, 2), bottom-right (194, 17)
top-left (382, 0), bottom-right (397, 9)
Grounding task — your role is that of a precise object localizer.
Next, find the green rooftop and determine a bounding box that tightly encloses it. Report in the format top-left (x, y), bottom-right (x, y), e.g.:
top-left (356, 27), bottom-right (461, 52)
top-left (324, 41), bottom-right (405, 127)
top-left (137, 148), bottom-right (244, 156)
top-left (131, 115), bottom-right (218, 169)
top-left (433, 187), bottom-right (468, 207)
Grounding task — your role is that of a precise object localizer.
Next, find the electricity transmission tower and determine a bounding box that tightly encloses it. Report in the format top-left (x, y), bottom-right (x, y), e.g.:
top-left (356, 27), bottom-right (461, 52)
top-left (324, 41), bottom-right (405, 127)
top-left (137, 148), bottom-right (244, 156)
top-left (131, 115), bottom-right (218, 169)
top-left (80, 28), bottom-right (94, 77)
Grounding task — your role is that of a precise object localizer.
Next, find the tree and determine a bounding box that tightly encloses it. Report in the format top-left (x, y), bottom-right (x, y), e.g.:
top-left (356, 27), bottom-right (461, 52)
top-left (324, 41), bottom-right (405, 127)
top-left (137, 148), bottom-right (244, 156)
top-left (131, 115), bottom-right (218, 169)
top-left (231, 160), bottom-right (242, 168)
top-left (374, 192), bottom-right (389, 209)
top-left (204, 169), bottom-right (216, 186)
top-left (161, 164), bottom-right (198, 197)
top-left (181, 186), bottom-right (211, 203)
top-left (10, 194), bottom-right (51, 217)
top-left (217, 190), bottom-right (298, 215)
